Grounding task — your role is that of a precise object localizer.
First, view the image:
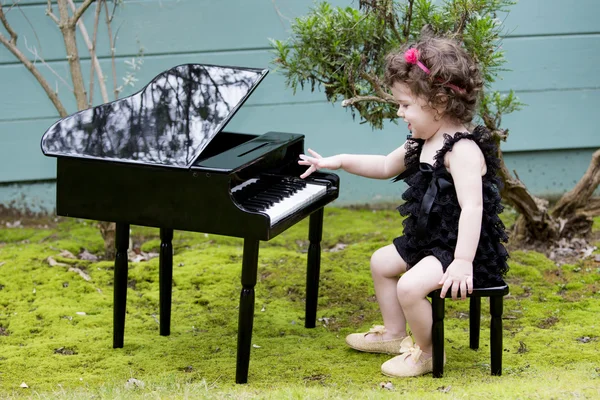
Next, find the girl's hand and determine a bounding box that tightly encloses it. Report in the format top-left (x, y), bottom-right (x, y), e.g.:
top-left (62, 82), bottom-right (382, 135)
top-left (298, 149), bottom-right (342, 179)
top-left (439, 258), bottom-right (473, 300)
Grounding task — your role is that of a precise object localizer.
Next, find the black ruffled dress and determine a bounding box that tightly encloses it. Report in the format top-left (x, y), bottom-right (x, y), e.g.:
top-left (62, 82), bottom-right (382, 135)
top-left (392, 125), bottom-right (509, 288)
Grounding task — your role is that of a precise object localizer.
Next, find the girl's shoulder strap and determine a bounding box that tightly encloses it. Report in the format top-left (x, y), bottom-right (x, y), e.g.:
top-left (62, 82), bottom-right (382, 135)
top-left (434, 125), bottom-right (502, 179)
top-left (392, 136), bottom-right (424, 182)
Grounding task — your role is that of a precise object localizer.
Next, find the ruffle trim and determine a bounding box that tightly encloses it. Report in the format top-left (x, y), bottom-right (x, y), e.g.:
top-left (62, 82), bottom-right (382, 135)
top-left (392, 136), bottom-right (424, 182)
top-left (432, 125), bottom-right (503, 190)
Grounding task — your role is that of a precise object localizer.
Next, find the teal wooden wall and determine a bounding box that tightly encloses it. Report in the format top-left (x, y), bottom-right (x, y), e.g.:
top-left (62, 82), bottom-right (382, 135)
top-left (0, 0), bottom-right (598, 212)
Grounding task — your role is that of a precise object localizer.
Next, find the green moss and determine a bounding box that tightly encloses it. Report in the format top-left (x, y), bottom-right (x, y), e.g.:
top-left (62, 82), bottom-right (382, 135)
top-left (592, 215), bottom-right (600, 232)
top-left (1, 208), bottom-right (600, 399)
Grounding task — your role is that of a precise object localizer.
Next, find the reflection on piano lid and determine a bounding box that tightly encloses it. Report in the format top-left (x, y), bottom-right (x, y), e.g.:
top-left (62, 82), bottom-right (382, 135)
top-left (40, 63), bottom-right (340, 239)
top-left (41, 63), bottom-right (268, 168)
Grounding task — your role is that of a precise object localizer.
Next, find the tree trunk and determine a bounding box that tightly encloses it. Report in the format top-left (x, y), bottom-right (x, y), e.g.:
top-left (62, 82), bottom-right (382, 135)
top-left (495, 146), bottom-right (558, 243)
top-left (98, 221), bottom-right (116, 260)
top-left (57, 0), bottom-right (115, 257)
top-left (550, 148), bottom-right (600, 238)
top-left (57, 0), bottom-right (88, 110)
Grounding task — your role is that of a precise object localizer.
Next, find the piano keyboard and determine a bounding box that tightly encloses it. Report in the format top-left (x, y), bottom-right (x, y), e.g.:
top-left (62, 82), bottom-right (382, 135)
top-left (232, 176), bottom-right (328, 225)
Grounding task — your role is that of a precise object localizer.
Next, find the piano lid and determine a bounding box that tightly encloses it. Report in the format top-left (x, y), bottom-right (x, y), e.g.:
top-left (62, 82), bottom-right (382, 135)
top-left (41, 63), bottom-right (268, 168)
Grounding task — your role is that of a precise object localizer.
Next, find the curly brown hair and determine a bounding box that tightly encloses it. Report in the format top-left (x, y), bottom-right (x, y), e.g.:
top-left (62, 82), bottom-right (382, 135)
top-left (384, 36), bottom-right (483, 123)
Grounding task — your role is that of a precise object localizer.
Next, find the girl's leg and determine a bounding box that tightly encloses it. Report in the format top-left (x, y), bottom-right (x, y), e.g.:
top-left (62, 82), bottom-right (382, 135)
top-left (396, 255), bottom-right (444, 354)
top-left (365, 244), bottom-right (408, 341)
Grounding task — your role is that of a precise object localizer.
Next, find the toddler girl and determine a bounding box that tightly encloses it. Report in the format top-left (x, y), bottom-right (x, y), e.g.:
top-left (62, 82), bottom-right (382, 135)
top-left (298, 36), bottom-right (509, 377)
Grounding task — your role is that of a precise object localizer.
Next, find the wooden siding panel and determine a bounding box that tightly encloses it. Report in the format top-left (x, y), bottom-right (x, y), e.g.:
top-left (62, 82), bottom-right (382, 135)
top-left (1, 33), bottom-right (599, 121)
top-left (502, 0), bottom-right (599, 37)
top-left (496, 35), bottom-right (600, 92)
top-left (0, 118), bottom-right (57, 182)
top-left (0, 0), bottom-right (350, 63)
top-left (3, 0), bottom-right (598, 64)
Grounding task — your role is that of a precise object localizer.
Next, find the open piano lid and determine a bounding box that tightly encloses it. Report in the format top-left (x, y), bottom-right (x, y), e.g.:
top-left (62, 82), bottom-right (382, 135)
top-left (41, 63), bottom-right (268, 168)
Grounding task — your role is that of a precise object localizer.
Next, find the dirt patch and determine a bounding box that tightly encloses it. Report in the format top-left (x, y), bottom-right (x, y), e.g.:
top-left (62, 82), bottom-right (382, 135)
top-left (0, 205), bottom-right (62, 229)
top-left (54, 347), bottom-right (77, 355)
top-left (537, 316), bottom-right (559, 329)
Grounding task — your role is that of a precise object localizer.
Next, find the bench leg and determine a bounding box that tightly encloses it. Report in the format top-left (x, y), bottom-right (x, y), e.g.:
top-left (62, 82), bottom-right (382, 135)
top-left (236, 239), bottom-right (259, 384)
top-left (469, 297), bottom-right (481, 350)
top-left (159, 228), bottom-right (173, 336)
top-left (431, 293), bottom-right (445, 378)
top-left (490, 296), bottom-right (503, 376)
top-left (113, 223), bottom-right (129, 348)
top-left (305, 208), bottom-right (323, 329)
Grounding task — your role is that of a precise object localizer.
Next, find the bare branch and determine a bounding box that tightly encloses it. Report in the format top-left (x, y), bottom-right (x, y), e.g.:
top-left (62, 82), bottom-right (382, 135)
top-left (0, 4), bottom-right (18, 45)
top-left (104, 0), bottom-right (118, 99)
top-left (67, 0), bottom-right (108, 104)
top-left (0, 32), bottom-right (68, 117)
top-left (57, 0), bottom-right (88, 110)
top-left (45, 0), bottom-right (60, 24)
top-left (71, 0), bottom-right (95, 25)
top-left (24, 37), bottom-right (73, 91)
top-left (88, 0), bottom-right (103, 104)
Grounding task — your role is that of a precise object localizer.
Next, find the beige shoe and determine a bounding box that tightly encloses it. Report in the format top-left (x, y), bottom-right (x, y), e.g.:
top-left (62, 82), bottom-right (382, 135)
top-left (380, 337), bottom-right (441, 377)
top-left (345, 325), bottom-right (406, 355)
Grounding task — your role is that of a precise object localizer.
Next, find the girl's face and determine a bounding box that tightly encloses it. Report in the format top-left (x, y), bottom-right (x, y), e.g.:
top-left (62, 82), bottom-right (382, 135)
top-left (391, 82), bottom-right (442, 140)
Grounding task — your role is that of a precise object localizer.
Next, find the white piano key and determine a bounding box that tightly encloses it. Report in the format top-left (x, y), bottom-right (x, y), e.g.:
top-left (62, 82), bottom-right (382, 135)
top-left (264, 183), bottom-right (327, 225)
top-left (232, 177), bottom-right (328, 225)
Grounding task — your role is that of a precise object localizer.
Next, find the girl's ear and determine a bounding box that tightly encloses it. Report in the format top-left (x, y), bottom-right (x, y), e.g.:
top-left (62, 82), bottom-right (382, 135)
top-left (431, 92), bottom-right (449, 120)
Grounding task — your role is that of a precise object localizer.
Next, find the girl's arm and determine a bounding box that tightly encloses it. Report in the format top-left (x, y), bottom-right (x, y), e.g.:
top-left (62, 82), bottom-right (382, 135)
top-left (439, 139), bottom-right (485, 300)
top-left (298, 141), bottom-right (409, 179)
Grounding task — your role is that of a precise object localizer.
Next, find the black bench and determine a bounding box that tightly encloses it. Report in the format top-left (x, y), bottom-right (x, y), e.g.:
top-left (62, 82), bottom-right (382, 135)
top-left (428, 283), bottom-right (509, 377)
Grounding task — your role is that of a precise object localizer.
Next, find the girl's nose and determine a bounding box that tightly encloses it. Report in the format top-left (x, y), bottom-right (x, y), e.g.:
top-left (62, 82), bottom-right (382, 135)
top-left (397, 109), bottom-right (404, 118)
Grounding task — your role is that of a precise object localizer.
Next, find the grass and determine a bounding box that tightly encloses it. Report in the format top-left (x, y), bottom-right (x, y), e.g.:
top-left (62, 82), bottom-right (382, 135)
top-left (0, 209), bottom-right (599, 399)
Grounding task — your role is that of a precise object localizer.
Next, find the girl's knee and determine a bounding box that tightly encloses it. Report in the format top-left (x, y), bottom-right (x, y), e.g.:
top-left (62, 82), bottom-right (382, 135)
top-left (397, 276), bottom-right (425, 304)
top-left (370, 250), bottom-right (386, 277)
top-left (370, 245), bottom-right (406, 278)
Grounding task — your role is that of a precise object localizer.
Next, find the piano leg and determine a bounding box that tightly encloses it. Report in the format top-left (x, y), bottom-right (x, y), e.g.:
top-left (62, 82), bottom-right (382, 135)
top-left (305, 207), bottom-right (324, 329)
top-left (113, 223), bottom-right (130, 348)
top-left (236, 238), bottom-right (259, 384)
top-left (159, 228), bottom-right (174, 336)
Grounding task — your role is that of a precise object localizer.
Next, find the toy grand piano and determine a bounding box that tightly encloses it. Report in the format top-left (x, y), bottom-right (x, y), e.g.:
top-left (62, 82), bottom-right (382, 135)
top-left (41, 63), bottom-right (339, 383)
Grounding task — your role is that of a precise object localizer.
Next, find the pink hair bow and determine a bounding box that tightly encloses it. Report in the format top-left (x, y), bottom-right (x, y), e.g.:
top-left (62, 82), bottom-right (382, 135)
top-left (404, 48), bottom-right (431, 74)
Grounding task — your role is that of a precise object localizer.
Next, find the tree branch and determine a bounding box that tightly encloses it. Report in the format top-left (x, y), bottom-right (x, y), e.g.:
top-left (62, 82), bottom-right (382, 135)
top-left (402, 0), bottom-right (414, 39)
top-left (88, 0), bottom-right (103, 104)
top-left (57, 0), bottom-right (88, 110)
top-left (104, 0), bottom-right (118, 99)
top-left (67, 0), bottom-right (108, 104)
top-left (553, 148), bottom-right (600, 218)
top-left (583, 197), bottom-right (600, 216)
top-left (71, 0), bottom-right (95, 25)
top-left (0, 5), bottom-right (18, 45)
top-left (24, 38), bottom-right (74, 92)
top-left (342, 95), bottom-right (397, 107)
top-left (360, 71), bottom-right (395, 101)
top-left (0, 32), bottom-right (68, 117)
top-left (45, 0), bottom-right (60, 24)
